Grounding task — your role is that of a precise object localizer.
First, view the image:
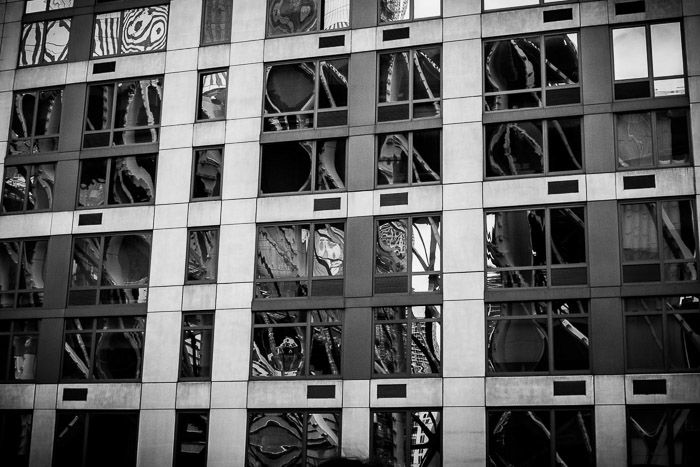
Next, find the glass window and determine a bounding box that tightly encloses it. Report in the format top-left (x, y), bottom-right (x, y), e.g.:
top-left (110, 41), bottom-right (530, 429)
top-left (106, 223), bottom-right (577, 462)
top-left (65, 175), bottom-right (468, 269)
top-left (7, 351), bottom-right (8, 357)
top-left (83, 77), bottom-right (163, 148)
top-left (378, 47), bottom-right (441, 122)
top-left (488, 407), bottom-right (595, 467)
top-left (92, 5), bottom-right (168, 58)
top-left (372, 409), bottom-right (441, 467)
top-left (19, 19), bottom-right (71, 67)
top-left (486, 206), bottom-right (587, 288)
top-left (613, 22), bottom-right (685, 99)
top-left (186, 228), bottom-right (219, 283)
top-left (2, 164), bottom-right (55, 213)
top-left (0, 239), bottom-right (48, 309)
top-left (616, 108), bottom-right (690, 168)
top-left (61, 316), bottom-right (145, 380)
top-left (484, 0), bottom-right (575, 10)
top-left (256, 222), bottom-right (345, 298)
top-left (374, 305), bottom-right (441, 376)
top-left (201, 0), bottom-right (232, 45)
top-left (77, 155), bottom-right (156, 208)
top-left (266, 0), bottom-right (350, 37)
top-left (264, 58), bottom-right (349, 131)
top-left (375, 215), bottom-right (441, 294)
top-left (68, 233), bottom-right (152, 306)
top-left (484, 32), bottom-right (580, 111)
top-left (8, 88), bottom-right (63, 155)
top-left (260, 139), bottom-right (346, 194)
top-left (377, 129), bottom-right (441, 186)
top-left (620, 199), bottom-right (697, 283)
top-left (197, 70), bottom-right (228, 121)
top-left (180, 312), bottom-right (214, 380)
top-left (53, 411), bottom-right (138, 467)
top-left (0, 320), bottom-right (39, 381)
top-left (251, 309), bottom-right (342, 378)
top-left (25, 0), bottom-right (74, 13)
top-left (174, 411), bottom-right (209, 467)
top-left (247, 411), bottom-right (340, 464)
top-left (379, 0), bottom-right (440, 23)
top-left (628, 406), bottom-right (700, 466)
top-left (192, 147), bottom-right (223, 200)
top-left (487, 300), bottom-right (589, 373)
top-left (625, 296), bottom-right (700, 372)
top-left (485, 117), bottom-right (582, 177)
top-left (0, 411), bottom-right (32, 467)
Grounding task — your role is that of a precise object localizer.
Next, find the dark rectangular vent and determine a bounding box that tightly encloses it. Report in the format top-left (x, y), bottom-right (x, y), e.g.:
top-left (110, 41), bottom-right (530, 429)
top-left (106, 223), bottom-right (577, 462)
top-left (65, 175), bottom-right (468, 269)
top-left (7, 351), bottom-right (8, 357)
top-left (307, 385), bottom-right (336, 399)
top-left (615, 81), bottom-right (651, 100)
top-left (550, 267), bottom-right (588, 286)
top-left (378, 104), bottom-right (410, 122)
top-left (374, 276), bottom-right (408, 294)
top-left (63, 388), bottom-right (88, 401)
top-left (377, 384), bottom-right (406, 399)
top-left (623, 175), bottom-right (655, 190)
top-left (78, 213), bottom-right (103, 225)
top-left (93, 61), bottom-right (116, 74)
top-left (548, 180), bottom-right (579, 194)
top-left (380, 192), bottom-right (408, 206)
top-left (317, 110), bottom-right (347, 127)
top-left (633, 379), bottom-right (666, 395)
top-left (319, 35), bottom-right (345, 48)
top-left (623, 264), bottom-right (661, 283)
top-left (383, 27), bottom-right (409, 41)
top-left (68, 290), bottom-right (96, 306)
top-left (615, 1), bottom-right (645, 15)
top-left (546, 88), bottom-right (581, 106)
top-left (553, 380), bottom-right (586, 396)
top-left (310, 279), bottom-right (344, 297)
top-left (314, 197), bottom-right (341, 211)
top-left (543, 8), bottom-right (573, 22)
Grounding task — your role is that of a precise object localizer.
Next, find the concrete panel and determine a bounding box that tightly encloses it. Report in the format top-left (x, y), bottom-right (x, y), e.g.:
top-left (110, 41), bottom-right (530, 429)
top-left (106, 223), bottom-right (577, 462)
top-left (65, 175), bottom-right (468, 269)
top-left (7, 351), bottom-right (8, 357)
top-left (167, 0), bottom-right (203, 50)
top-left (0, 70), bottom-right (14, 92)
top-left (50, 211), bottom-right (74, 236)
top-left (211, 309), bottom-right (252, 381)
top-left (165, 48), bottom-right (199, 73)
top-left (65, 60), bottom-right (89, 84)
top-left (160, 71), bottom-right (197, 126)
top-left (482, 5), bottom-right (580, 38)
top-left (221, 199), bottom-right (257, 225)
top-left (208, 409), bottom-right (248, 467)
top-left (444, 407), bottom-right (486, 467)
top-left (176, 381), bottom-right (211, 408)
top-left (482, 175), bottom-right (586, 208)
top-left (444, 0), bottom-right (481, 17)
top-left (256, 193), bottom-right (347, 222)
top-left (350, 28), bottom-right (375, 53)
top-left (372, 185), bottom-right (442, 216)
top-left (264, 32), bottom-right (351, 62)
top-left (230, 40), bottom-right (264, 66)
top-left (182, 284), bottom-right (217, 310)
top-left (33, 384), bottom-right (57, 409)
top-left (443, 15), bottom-right (481, 43)
top-left (443, 209), bottom-right (484, 273)
top-left (154, 203), bottom-right (189, 229)
top-left (443, 182), bottom-right (482, 211)
top-left (342, 380), bottom-right (370, 408)
top-left (443, 122), bottom-right (483, 184)
top-left (486, 376), bottom-right (594, 406)
top-left (230, 0), bottom-right (266, 42)
top-left (210, 381), bottom-right (248, 408)
top-left (142, 311), bottom-right (181, 383)
top-left (248, 380), bottom-right (342, 409)
top-left (194, 120), bottom-right (227, 146)
top-left (347, 190), bottom-right (374, 218)
top-left (0, 92), bottom-right (11, 143)
top-left (0, 22), bottom-right (20, 72)
top-left (369, 378), bottom-right (442, 407)
top-left (584, 112), bottom-right (615, 174)
top-left (85, 53), bottom-right (166, 82)
top-left (0, 212), bottom-right (52, 238)
top-left (147, 286), bottom-right (184, 312)
top-left (13, 64), bottom-right (68, 89)
top-left (443, 300), bottom-right (485, 377)
top-left (29, 410), bottom-right (55, 467)
top-left (0, 384), bottom-right (35, 409)
top-left (376, 18), bottom-right (443, 50)
top-left (227, 63), bottom-right (264, 119)
top-left (159, 123), bottom-right (194, 150)
top-left (56, 383), bottom-right (141, 410)
top-left (625, 374), bottom-right (700, 404)
top-left (136, 410), bottom-right (175, 467)
top-left (615, 167), bottom-right (695, 199)
top-left (444, 377), bottom-right (485, 406)
top-left (347, 134), bottom-right (375, 192)
top-left (443, 96), bottom-right (481, 124)
top-left (149, 228), bottom-right (187, 287)
top-left (340, 407), bottom-right (370, 459)
top-left (222, 142), bottom-right (259, 199)
top-left (199, 44), bottom-right (231, 69)
top-left (224, 117), bottom-right (259, 143)
top-left (70, 206), bottom-right (155, 234)
top-left (595, 405), bottom-right (627, 467)
top-left (140, 383), bottom-right (177, 409)
top-left (215, 282), bottom-right (253, 309)
top-left (218, 223), bottom-right (256, 283)
top-left (594, 375), bottom-right (625, 405)
top-left (187, 200), bottom-right (221, 226)
top-left (581, 1), bottom-right (608, 26)
top-left (443, 40), bottom-right (481, 99)
top-left (586, 173), bottom-right (616, 201)
top-left (443, 272), bottom-right (484, 301)
top-left (684, 16), bottom-right (700, 76)
top-left (156, 148), bottom-right (193, 205)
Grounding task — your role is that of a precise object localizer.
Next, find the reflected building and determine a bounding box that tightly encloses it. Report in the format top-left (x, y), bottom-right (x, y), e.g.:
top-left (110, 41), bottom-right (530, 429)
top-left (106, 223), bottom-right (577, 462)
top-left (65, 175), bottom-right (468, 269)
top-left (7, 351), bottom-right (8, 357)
top-left (0, 1), bottom-right (699, 466)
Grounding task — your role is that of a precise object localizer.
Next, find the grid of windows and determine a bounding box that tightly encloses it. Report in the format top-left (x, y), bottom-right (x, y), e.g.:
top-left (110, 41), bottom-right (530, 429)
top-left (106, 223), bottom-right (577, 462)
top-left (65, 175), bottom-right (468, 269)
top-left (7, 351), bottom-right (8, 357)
top-left (77, 155), bottom-right (156, 208)
top-left (92, 5), bottom-right (168, 58)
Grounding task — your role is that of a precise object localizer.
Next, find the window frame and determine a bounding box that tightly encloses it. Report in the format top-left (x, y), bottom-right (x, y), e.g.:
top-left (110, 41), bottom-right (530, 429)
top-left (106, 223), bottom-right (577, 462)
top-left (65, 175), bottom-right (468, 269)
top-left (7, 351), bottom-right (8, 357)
top-left (375, 128), bottom-right (442, 188)
top-left (611, 21), bottom-right (688, 101)
top-left (370, 408), bottom-right (442, 467)
top-left (90, 4), bottom-right (169, 59)
top-left (485, 300), bottom-right (590, 375)
top-left (75, 154), bottom-right (157, 209)
top-left (1, 163), bottom-right (56, 214)
top-left (264, 0), bottom-right (351, 38)
top-left (200, 0), bottom-right (232, 46)
top-left (179, 311), bottom-right (215, 381)
top-left (0, 237), bottom-right (48, 309)
top-left (483, 31), bottom-right (581, 112)
top-left (483, 116), bottom-right (584, 179)
top-left (250, 309), bottom-right (343, 379)
top-left (376, 46), bottom-right (442, 123)
top-left (485, 204), bottom-right (589, 289)
top-left (18, 17), bottom-right (72, 68)
top-left (196, 69), bottom-right (229, 122)
top-left (614, 107), bottom-right (692, 170)
top-left (7, 87), bottom-right (63, 156)
top-left (191, 146), bottom-right (223, 201)
top-left (618, 197), bottom-right (698, 284)
top-left (60, 315), bottom-right (146, 382)
top-left (0, 319), bottom-right (40, 382)
top-left (185, 227), bottom-right (220, 284)
top-left (255, 220), bottom-right (346, 299)
top-left (262, 56), bottom-right (350, 132)
top-left (377, 0), bottom-right (442, 24)
top-left (173, 410), bottom-right (209, 467)
top-left (82, 76), bottom-right (164, 149)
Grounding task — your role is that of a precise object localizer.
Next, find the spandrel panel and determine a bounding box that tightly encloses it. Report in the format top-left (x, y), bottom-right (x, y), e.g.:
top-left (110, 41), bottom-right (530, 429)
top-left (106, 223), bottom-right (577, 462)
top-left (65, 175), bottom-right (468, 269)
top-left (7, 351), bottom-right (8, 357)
top-left (412, 130), bottom-right (440, 183)
top-left (376, 219), bottom-right (408, 273)
top-left (2, 167), bottom-right (28, 212)
top-left (120, 6), bottom-right (168, 55)
top-left (486, 210), bottom-right (547, 268)
top-left (413, 48), bottom-right (441, 99)
top-left (261, 141), bottom-right (313, 193)
top-left (257, 225), bottom-right (310, 279)
top-left (256, 280), bottom-right (308, 298)
top-left (108, 155), bottom-right (156, 205)
top-left (411, 320), bottom-right (440, 374)
top-left (78, 158), bottom-right (108, 207)
top-left (486, 121), bottom-right (543, 177)
top-left (193, 148), bottom-right (222, 198)
top-left (488, 410), bottom-right (552, 466)
top-left (187, 229), bottom-right (219, 282)
top-left (312, 224), bottom-right (344, 277)
top-left (202, 0), bottom-right (233, 44)
top-left (93, 12), bottom-right (121, 57)
top-left (100, 234), bottom-right (152, 286)
top-left (488, 318), bottom-right (548, 371)
top-left (309, 325), bottom-right (341, 375)
top-left (484, 37), bottom-right (542, 94)
top-left (544, 34), bottom-right (578, 87)
top-left (198, 71), bottom-right (228, 120)
top-left (44, 19), bottom-right (70, 63)
top-left (656, 109), bottom-right (689, 165)
top-left (374, 323), bottom-right (407, 374)
top-left (660, 200), bottom-right (696, 262)
top-left (265, 62), bottom-right (316, 113)
top-left (613, 27), bottom-right (648, 80)
top-left (617, 113), bottom-right (653, 168)
top-left (547, 118), bottom-right (582, 172)
top-left (267, 0), bottom-right (320, 36)
top-left (379, 52), bottom-right (410, 103)
top-left (378, 133), bottom-right (409, 185)
top-left (315, 139), bottom-right (346, 190)
top-left (484, 0), bottom-right (539, 8)
top-left (411, 217), bottom-right (440, 272)
top-left (318, 59), bottom-right (348, 109)
top-left (549, 207), bottom-right (585, 265)
top-left (306, 413), bottom-right (340, 463)
top-left (247, 412), bottom-right (304, 465)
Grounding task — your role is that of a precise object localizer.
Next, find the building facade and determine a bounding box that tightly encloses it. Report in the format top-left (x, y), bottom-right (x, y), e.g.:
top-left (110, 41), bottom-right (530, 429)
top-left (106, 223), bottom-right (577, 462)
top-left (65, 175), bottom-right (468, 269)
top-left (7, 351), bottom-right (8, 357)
top-left (0, 0), bottom-right (699, 465)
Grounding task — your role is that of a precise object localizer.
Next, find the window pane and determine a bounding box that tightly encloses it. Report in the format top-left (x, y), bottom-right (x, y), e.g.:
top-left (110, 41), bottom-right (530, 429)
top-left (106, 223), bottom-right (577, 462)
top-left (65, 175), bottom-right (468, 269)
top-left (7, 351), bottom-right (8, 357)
top-left (260, 141), bottom-right (313, 193)
top-left (92, 319), bottom-right (145, 380)
top-left (379, 52), bottom-right (410, 103)
top-left (617, 112), bottom-right (653, 168)
top-left (318, 59), bottom-right (348, 109)
top-left (20, 22), bottom-right (44, 66)
top-left (488, 317), bottom-right (548, 372)
top-left (656, 109), bottom-right (689, 165)
top-left (202, 0), bottom-right (232, 44)
top-left (19, 240), bottom-right (47, 293)
top-left (0, 412), bottom-right (32, 466)
top-left (2, 167), bottom-right (28, 212)
top-left (11, 328), bottom-right (38, 381)
top-left (181, 316), bottom-right (214, 378)
top-left (669, 408), bottom-right (700, 465)
top-left (53, 413), bottom-right (86, 466)
top-left (484, 37), bottom-right (542, 93)
top-left (552, 317), bottom-right (589, 371)
top-left (257, 225), bottom-right (310, 279)
top-left (26, 0), bottom-right (48, 13)
top-left (192, 148), bottom-right (223, 198)
top-left (411, 411), bottom-right (441, 466)
top-left (376, 219), bottom-right (408, 273)
top-left (650, 23), bottom-right (683, 78)
top-left (380, 0), bottom-right (411, 22)
top-left (101, 234), bottom-right (152, 287)
top-left (613, 27), bottom-right (648, 80)
top-left (120, 6), bottom-right (168, 55)
top-left (487, 210), bottom-right (547, 268)
top-left (265, 62), bottom-right (315, 113)
top-left (35, 89), bottom-right (63, 137)
top-left (267, 0), bottom-right (319, 36)
top-left (313, 224), bottom-right (344, 277)
top-left (412, 217), bottom-right (441, 272)
top-left (10, 92), bottom-right (36, 142)
top-left (378, 133), bottom-right (409, 185)
top-left (108, 156), bottom-right (156, 205)
top-left (306, 413), bottom-right (340, 463)
top-left (374, 411), bottom-right (409, 466)
top-left (187, 229), bottom-right (219, 282)
top-left (62, 331), bottom-right (93, 379)
top-left (621, 203), bottom-right (658, 261)
top-left (79, 158), bottom-right (108, 207)
top-left (309, 324), bottom-right (341, 375)
top-left (548, 118), bottom-right (582, 173)
top-left (411, 320), bottom-right (440, 374)
top-left (415, 0), bottom-right (441, 18)
top-left (544, 33), bottom-right (579, 87)
top-left (93, 12), bottom-right (121, 57)
top-left (555, 410), bottom-right (595, 467)
top-left (485, 121), bottom-right (543, 177)
top-left (488, 410), bottom-right (551, 466)
top-left (628, 408), bottom-right (670, 466)
top-left (84, 412), bottom-right (139, 467)
top-left (29, 163), bottom-right (56, 211)
top-left (412, 129), bottom-right (441, 183)
top-left (247, 412), bottom-right (304, 464)
top-left (550, 207), bottom-right (585, 265)
top-left (198, 71), bottom-right (228, 120)
top-left (86, 84), bottom-right (115, 131)
top-left (654, 77), bottom-right (685, 97)
top-left (413, 48), bottom-right (441, 99)
top-left (175, 412), bottom-right (209, 467)
top-left (72, 237), bottom-right (101, 286)
top-left (316, 139), bottom-right (346, 190)
top-left (114, 78), bottom-right (163, 129)
top-left (374, 323), bottom-right (408, 374)
top-left (667, 314), bottom-right (700, 370)
top-left (626, 315), bottom-right (664, 369)
top-left (661, 200), bottom-right (696, 262)
top-left (44, 19), bottom-right (70, 63)
top-left (323, 0), bottom-right (349, 29)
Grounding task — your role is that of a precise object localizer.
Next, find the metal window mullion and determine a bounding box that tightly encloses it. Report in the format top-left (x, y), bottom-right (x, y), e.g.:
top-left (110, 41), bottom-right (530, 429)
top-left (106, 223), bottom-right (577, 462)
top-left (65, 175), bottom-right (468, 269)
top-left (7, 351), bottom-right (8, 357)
top-left (650, 110), bottom-right (659, 166)
top-left (645, 25), bottom-right (654, 96)
top-left (81, 413), bottom-right (90, 467)
top-left (407, 216), bottom-right (413, 291)
top-left (308, 224), bottom-right (315, 294)
top-left (540, 36), bottom-right (547, 107)
top-left (545, 209), bottom-right (552, 285)
top-left (407, 131), bottom-right (414, 186)
top-left (301, 411), bottom-right (309, 464)
top-left (109, 83), bottom-right (119, 146)
top-left (547, 303), bottom-right (555, 373)
top-left (310, 140), bottom-right (317, 192)
top-left (656, 201), bottom-right (665, 279)
top-left (30, 90), bottom-right (40, 151)
top-left (96, 236), bottom-right (107, 301)
top-left (542, 119), bottom-right (550, 176)
top-left (408, 50), bottom-right (414, 118)
top-left (88, 320), bottom-right (100, 379)
top-left (314, 61), bottom-right (320, 129)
